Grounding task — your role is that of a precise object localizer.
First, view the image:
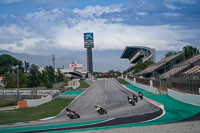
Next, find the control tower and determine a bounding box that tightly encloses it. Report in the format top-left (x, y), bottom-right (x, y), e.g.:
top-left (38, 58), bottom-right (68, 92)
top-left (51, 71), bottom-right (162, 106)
top-left (84, 33), bottom-right (94, 75)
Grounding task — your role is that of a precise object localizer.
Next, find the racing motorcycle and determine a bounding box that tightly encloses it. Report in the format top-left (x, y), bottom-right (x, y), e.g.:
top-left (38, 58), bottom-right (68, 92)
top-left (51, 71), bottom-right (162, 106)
top-left (138, 91), bottom-right (143, 100)
top-left (94, 104), bottom-right (107, 115)
top-left (127, 96), bottom-right (135, 106)
top-left (66, 108), bottom-right (80, 119)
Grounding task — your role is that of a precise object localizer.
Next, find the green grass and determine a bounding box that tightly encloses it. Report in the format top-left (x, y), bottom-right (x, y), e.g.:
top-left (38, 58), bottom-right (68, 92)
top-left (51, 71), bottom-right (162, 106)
top-left (116, 78), bottom-right (130, 85)
top-left (0, 98), bottom-right (73, 124)
top-left (76, 80), bottom-right (90, 90)
top-left (0, 100), bottom-right (18, 107)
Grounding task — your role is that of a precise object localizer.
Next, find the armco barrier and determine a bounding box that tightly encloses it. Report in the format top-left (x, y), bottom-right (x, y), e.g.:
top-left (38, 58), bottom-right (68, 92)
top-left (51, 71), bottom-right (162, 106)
top-left (26, 95), bottom-right (52, 107)
top-left (126, 78), bottom-right (158, 94)
top-left (168, 89), bottom-right (200, 106)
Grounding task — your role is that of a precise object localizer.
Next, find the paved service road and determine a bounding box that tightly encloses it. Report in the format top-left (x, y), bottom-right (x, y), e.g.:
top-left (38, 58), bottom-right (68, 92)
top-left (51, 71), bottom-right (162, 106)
top-left (0, 79), bottom-right (161, 132)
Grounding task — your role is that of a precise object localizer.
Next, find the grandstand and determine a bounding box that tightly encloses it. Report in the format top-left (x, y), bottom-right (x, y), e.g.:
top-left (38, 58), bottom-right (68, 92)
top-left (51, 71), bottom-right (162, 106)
top-left (160, 54), bottom-right (200, 79)
top-left (136, 52), bottom-right (184, 78)
top-left (120, 46), bottom-right (155, 74)
top-left (184, 65), bottom-right (200, 75)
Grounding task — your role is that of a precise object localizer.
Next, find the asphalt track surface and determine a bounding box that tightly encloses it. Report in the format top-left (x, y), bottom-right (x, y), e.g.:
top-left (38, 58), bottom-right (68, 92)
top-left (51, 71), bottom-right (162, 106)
top-left (0, 79), bottom-right (161, 132)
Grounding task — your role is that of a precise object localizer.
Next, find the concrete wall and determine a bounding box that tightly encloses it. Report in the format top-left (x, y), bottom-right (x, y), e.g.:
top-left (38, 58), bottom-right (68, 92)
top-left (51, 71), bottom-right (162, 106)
top-left (126, 78), bottom-right (158, 94)
top-left (168, 89), bottom-right (200, 106)
top-left (26, 95), bottom-right (52, 107)
top-left (69, 79), bottom-right (80, 89)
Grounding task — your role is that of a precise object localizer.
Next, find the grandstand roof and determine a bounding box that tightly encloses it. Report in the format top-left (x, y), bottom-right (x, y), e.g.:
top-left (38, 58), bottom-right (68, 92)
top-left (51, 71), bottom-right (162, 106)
top-left (136, 52), bottom-right (184, 76)
top-left (177, 54), bottom-right (200, 66)
top-left (120, 46), bottom-right (155, 65)
top-left (121, 46), bottom-right (153, 58)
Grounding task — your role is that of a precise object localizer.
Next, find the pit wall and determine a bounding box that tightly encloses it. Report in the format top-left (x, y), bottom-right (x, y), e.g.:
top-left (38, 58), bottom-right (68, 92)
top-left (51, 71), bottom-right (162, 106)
top-left (168, 89), bottom-right (200, 106)
top-left (125, 78), bottom-right (158, 94)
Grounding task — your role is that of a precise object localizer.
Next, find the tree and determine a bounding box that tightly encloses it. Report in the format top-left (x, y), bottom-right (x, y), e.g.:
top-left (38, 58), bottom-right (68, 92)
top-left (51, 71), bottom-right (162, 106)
top-left (183, 45), bottom-right (199, 59)
top-left (56, 69), bottom-right (65, 82)
top-left (133, 61), bottom-right (153, 74)
top-left (0, 54), bottom-right (18, 75)
top-left (28, 64), bottom-right (41, 87)
top-left (44, 66), bottom-right (55, 83)
top-left (165, 51), bottom-right (178, 58)
top-left (3, 72), bottom-right (17, 88)
top-left (24, 61), bottom-right (30, 73)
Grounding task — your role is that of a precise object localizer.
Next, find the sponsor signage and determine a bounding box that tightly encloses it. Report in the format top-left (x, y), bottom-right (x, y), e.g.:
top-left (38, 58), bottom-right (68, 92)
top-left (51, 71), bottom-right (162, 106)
top-left (84, 33), bottom-right (94, 48)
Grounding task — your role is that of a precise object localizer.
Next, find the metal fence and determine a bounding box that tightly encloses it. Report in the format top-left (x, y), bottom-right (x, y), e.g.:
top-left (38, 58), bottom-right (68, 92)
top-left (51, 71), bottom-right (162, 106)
top-left (169, 74), bottom-right (200, 94)
top-left (135, 78), bottom-right (151, 86)
top-left (127, 75), bottom-right (200, 95)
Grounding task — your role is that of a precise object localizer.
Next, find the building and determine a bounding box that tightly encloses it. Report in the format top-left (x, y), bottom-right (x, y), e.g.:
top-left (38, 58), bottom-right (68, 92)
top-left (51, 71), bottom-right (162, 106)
top-left (0, 76), bottom-right (6, 88)
top-left (60, 62), bottom-right (86, 79)
top-left (120, 46), bottom-right (156, 75)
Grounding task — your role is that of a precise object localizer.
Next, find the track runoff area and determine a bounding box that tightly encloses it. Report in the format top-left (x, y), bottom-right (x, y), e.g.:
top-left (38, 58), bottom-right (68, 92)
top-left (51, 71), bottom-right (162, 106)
top-left (1, 79), bottom-right (200, 133)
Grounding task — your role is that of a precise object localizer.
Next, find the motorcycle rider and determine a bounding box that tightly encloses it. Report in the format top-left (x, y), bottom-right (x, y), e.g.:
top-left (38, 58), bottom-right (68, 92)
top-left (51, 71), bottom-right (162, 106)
top-left (138, 90), bottom-right (143, 100)
top-left (66, 108), bottom-right (78, 117)
top-left (94, 104), bottom-right (107, 114)
top-left (94, 104), bottom-right (102, 111)
top-left (133, 93), bottom-right (138, 102)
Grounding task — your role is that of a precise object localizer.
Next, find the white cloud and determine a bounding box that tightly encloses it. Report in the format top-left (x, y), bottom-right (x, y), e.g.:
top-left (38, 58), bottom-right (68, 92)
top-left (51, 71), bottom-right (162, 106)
top-left (0, 25), bottom-right (32, 42)
top-left (165, 3), bottom-right (180, 10)
top-left (136, 12), bottom-right (148, 16)
top-left (165, 0), bottom-right (197, 4)
top-left (162, 13), bottom-right (182, 17)
top-left (54, 19), bottom-right (200, 51)
top-left (1, 18), bottom-right (200, 53)
top-left (73, 5), bottom-right (122, 18)
top-left (0, 0), bottom-right (22, 4)
top-left (26, 9), bottom-right (62, 23)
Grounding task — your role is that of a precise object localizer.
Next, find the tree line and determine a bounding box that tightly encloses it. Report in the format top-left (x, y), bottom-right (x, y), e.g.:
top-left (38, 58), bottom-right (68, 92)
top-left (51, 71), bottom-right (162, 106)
top-left (0, 54), bottom-right (67, 88)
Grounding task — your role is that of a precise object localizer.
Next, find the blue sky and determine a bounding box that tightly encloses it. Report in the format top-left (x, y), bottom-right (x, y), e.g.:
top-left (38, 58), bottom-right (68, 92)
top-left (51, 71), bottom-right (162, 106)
top-left (0, 0), bottom-right (200, 56)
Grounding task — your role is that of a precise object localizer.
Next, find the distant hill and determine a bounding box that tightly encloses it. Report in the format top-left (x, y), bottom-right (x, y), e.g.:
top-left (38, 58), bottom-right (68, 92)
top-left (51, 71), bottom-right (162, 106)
top-left (0, 50), bottom-right (168, 72)
top-left (0, 50), bottom-right (129, 72)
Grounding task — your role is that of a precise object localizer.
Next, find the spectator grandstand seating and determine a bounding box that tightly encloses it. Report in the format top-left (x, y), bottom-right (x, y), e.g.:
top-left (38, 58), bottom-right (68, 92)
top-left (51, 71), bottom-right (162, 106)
top-left (136, 52), bottom-right (184, 77)
top-left (160, 54), bottom-right (200, 79)
top-left (184, 65), bottom-right (200, 75)
top-left (160, 64), bottom-right (189, 79)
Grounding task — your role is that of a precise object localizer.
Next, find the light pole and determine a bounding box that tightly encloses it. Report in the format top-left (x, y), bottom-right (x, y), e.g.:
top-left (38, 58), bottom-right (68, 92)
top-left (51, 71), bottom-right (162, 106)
top-left (17, 67), bottom-right (20, 100)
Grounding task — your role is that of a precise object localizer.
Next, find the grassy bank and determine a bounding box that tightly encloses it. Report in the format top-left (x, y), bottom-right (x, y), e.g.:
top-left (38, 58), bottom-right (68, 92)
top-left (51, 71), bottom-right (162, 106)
top-left (76, 80), bottom-right (90, 90)
top-left (116, 78), bottom-right (130, 85)
top-left (0, 100), bottom-right (18, 107)
top-left (0, 98), bottom-right (73, 124)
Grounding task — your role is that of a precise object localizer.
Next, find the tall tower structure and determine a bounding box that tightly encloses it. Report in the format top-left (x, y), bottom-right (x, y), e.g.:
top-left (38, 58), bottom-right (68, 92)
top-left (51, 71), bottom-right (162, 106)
top-left (84, 33), bottom-right (94, 75)
top-left (52, 55), bottom-right (55, 69)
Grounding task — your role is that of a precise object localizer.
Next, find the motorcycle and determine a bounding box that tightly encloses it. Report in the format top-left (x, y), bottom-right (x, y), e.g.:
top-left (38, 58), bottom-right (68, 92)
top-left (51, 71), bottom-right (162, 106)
top-left (67, 113), bottom-right (80, 119)
top-left (138, 91), bottom-right (143, 100)
top-left (133, 94), bottom-right (138, 102)
top-left (94, 104), bottom-right (107, 115)
top-left (66, 108), bottom-right (80, 119)
top-left (127, 96), bottom-right (135, 106)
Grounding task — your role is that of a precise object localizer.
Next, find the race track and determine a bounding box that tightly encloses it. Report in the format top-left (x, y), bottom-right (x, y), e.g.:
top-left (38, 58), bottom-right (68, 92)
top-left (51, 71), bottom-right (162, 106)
top-left (0, 79), bottom-right (161, 132)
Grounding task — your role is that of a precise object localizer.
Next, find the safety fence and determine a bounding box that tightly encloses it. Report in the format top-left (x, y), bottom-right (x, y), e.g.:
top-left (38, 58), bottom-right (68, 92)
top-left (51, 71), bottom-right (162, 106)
top-left (127, 75), bottom-right (200, 95)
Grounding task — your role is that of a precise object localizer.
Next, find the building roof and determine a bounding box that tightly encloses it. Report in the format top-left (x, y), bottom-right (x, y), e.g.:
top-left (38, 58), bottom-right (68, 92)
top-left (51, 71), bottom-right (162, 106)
top-left (136, 52), bottom-right (184, 76)
top-left (120, 46), bottom-right (153, 59)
